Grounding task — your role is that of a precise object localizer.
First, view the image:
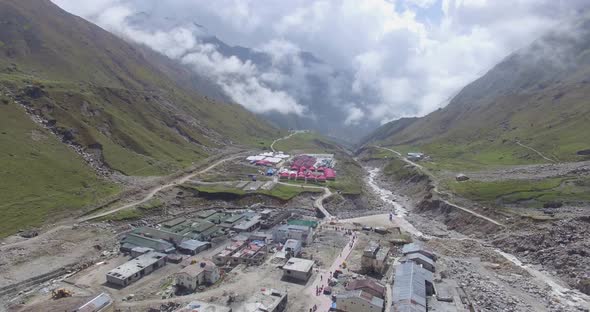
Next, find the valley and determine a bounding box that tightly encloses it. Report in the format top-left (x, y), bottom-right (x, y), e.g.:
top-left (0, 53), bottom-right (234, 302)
top-left (1, 130), bottom-right (589, 312)
top-left (0, 1), bottom-right (589, 312)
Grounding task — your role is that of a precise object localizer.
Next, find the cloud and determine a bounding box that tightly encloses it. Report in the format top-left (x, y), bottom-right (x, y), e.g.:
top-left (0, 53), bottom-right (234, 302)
top-left (344, 105), bottom-right (365, 126)
top-left (52, 0), bottom-right (306, 116)
top-left (52, 0), bottom-right (589, 127)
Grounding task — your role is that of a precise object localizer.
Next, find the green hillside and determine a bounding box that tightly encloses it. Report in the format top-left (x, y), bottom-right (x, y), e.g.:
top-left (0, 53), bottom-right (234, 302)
top-left (362, 17), bottom-right (590, 168)
top-left (0, 0), bottom-right (279, 236)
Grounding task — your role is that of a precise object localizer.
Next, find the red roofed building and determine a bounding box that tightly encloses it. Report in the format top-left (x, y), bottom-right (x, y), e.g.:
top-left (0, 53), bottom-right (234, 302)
top-left (324, 168), bottom-right (336, 180)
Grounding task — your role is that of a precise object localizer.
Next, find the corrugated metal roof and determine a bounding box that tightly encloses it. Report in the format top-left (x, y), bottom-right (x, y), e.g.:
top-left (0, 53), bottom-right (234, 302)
top-left (393, 301), bottom-right (426, 312)
top-left (179, 240), bottom-right (209, 251)
top-left (401, 243), bottom-right (436, 259)
top-left (404, 253), bottom-right (435, 267)
top-left (122, 233), bottom-right (175, 252)
top-left (76, 293), bottom-right (112, 312)
top-left (392, 262), bottom-right (432, 309)
top-left (335, 290), bottom-right (384, 308)
top-left (346, 279), bottom-right (386, 298)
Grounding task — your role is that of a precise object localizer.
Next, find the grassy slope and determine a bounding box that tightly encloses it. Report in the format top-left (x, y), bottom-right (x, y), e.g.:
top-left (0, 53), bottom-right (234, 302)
top-left (0, 0), bottom-right (279, 236)
top-left (181, 183), bottom-right (322, 201)
top-left (446, 177), bottom-right (590, 209)
top-left (274, 131), bottom-right (363, 195)
top-left (0, 0), bottom-right (279, 174)
top-left (363, 19), bottom-right (590, 169)
top-left (0, 103), bottom-right (119, 236)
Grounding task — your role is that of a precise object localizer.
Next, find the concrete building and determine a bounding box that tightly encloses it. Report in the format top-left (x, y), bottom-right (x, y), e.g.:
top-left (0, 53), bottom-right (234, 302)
top-left (175, 301), bottom-right (231, 312)
top-left (214, 240), bottom-right (248, 265)
top-left (178, 240), bottom-right (211, 255)
top-left (282, 239), bottom-right (302, 258)
top-left (391, 262), bottom-right (434, 312)
top-left (233, 217), bottom-right (261, 233)
top-left (401, 243), bottom-right (436, 261)
top-left (230, 241), bottom-right (267, 266)
top-left (236, 289), bottom-right (288, 312)
top-left (282, 258), bottom-right (314, 283)
top-left (345, 279), bottom-right (386, 299)
top-left (248, 232), bottom-right (273, 243)
top-left (106, 252), bottom-right (166, 287)
top-left (273, 224), bottom-right (313, 245)
top-left (402, 253), bottom-right (435, 273)
top-left (361, 241), bottom-right (390, 274)
top-left (120, 233), bottom-right (175, 253)
top-left (334, 290), bottom-right (384, 312)
top-left (130, 246), bottom-right (153, 258)
top-left (175, 260), bottom-right (220, 291)
top-left (75, 293), bottom-right (113, 312)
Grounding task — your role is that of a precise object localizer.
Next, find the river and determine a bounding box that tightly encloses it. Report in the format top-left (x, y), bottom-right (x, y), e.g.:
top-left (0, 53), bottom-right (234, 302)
top-left (365, 166), bottom-right (590, 310)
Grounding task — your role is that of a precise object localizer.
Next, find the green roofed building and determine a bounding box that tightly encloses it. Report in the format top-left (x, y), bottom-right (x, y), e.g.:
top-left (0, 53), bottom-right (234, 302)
top-left (162, 217), bottom-right (187, 229)
top-left (120, 233), bottom-right (175, 253)
top-left (206, 212), bottom-right (230, 224)
top-left (288, 220), bottom-right (318, 228)
top-left (197, 210), bottom-right (217, 219)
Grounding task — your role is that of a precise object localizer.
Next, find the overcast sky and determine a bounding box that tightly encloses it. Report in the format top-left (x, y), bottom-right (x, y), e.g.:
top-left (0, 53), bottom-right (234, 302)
top-left (53, 0), bottom-right (587, 125)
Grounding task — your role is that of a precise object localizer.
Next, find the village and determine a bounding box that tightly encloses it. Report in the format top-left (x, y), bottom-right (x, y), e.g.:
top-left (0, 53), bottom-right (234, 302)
top-left (0, 145), bottom-right (508, 312)
top-left (2, 197), bottom-right (471, 312)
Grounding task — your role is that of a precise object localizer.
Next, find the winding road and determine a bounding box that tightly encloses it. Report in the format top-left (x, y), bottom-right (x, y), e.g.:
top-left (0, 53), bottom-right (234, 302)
top-left (79, 154), bottom-right (245, 221)
top-left (375, 146), bottom-right (505, 227)
top-left (277, 181), bottom-right (333, 219)
top-left (270, 130), bottom-right (304, 152)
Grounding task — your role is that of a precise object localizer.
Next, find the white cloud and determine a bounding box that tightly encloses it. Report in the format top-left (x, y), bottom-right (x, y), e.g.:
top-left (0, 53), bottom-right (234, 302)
top-left (52, 0), bottom-right (588, 128)
top-left (344, 105), bottom-right (366, 126)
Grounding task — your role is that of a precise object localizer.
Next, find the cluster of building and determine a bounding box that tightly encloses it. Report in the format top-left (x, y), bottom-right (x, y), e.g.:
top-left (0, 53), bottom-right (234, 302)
top-left (213, 238), bottom-right (268, 267)
top-left (246, 152), bottom-right (290, 166)
top-left (391, 243), bottom-right (437, 312)
top-left (331, 242), bottom-right (438, 312)
top-left (106, 210), bottom-right (288, 289)
top-left (361, 241), bottom-right (391, 275)
top-left (277, 154), bottom-right (337, 183)
top-left (334, 279), bottom-right (387, 312)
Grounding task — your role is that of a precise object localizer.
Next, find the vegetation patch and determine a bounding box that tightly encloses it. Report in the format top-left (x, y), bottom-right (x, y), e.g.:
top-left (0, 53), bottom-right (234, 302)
top-left (447, 177), bottom-right (590, 208)
top-left (0, 104), bottom-right (120, 238)
top-left (97, 208), bottom-right (143, 222)
top-left (181, 183), bottom-right (322, 200)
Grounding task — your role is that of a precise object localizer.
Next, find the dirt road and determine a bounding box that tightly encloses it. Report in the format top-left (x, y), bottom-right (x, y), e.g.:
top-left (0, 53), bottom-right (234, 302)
top-left (277, 182), bottom-right (333, 219)
top-left (80, 154), bottom-right (246, 221)
top-left (375, 146), bottom-right (505, 227)
top-left (270, 130), bottom-right (304, 152)
top-left (305, 233), bottom-right (356, 312)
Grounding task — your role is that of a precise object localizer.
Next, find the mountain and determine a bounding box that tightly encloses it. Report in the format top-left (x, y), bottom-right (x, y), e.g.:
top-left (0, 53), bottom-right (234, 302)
top-left (0, 0), bottom-right (279, 236)
top-left (361, 16), bottom-right (590, 166)
top-left (125, 12), bottom-right (380, 143)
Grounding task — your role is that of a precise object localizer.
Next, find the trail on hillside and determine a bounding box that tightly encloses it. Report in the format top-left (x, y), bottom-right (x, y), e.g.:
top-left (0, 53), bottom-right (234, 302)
top-left (270, 130), bottom-right (304, 152)
top-left (277, 181), bottom-right (333, 219)
top-left (375, 146), bottom-right (505, 227)
top-left (516, 141), bottom-right (558, 163)
top-left (79, 154), bottom-right (245, 221)
top-left (360, 171), bottom-right (590, 310)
